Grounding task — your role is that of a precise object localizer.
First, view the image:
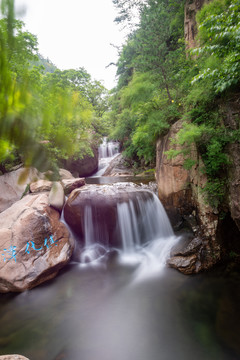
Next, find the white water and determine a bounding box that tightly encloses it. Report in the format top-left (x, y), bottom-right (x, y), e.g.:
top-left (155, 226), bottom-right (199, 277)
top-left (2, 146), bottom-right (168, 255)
top-left (92, 137), bottom-right (120, 176)
top-left (66, 137), bottom-right (180, 279)
top-left (98, 137), bottom-right (119, 159)
top-left (76, 187), bottom-right (180, 279)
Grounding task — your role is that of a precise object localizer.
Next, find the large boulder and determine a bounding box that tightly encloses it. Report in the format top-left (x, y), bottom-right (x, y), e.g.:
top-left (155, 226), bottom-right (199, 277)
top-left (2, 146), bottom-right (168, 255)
top-left (61, 146), bottom-right (98, 177)
top-left (0, 168), bottom-right (41, 213)
top-left (0, 193), bottom-right (73, 293)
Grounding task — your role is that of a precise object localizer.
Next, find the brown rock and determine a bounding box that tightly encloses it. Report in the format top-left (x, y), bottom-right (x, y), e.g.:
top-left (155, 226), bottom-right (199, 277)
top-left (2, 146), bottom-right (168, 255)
top-left (0, 193), bottom-right (73, 293)
top-left (156, 120), bottom-right (221, 273)
top-left (61, 145), bottom-right (98, 177)
top-left (184, 0), bottom-right (210, 50)
top-left (0, 168), bottom-right (41, 213)
top-left (168, 254), bottom-right (198, 275)
top-left (171, 237), bottom-right (202, 257)
top-left (30, 180), bottom-right (52, 193)
top-left (156, 120), bottom-right (195, 220)
top-left (61, 178), bottom-right (86, 195)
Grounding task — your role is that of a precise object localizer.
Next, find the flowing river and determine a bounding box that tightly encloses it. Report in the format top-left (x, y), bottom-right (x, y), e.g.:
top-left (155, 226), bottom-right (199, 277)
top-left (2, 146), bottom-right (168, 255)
top-left (0, 141), bottom-right (239, 360)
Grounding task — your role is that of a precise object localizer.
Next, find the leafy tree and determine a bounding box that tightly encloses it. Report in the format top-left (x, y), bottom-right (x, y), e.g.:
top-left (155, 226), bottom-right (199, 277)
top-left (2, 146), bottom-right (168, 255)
top-left (112, 0), bottom-right (145, 26)
top-left (0, 0), bottom-right (110, 175)
top-left (191, 0), bottom-right (240, 93)
top-left (109, 0), bottom-right (185, 165)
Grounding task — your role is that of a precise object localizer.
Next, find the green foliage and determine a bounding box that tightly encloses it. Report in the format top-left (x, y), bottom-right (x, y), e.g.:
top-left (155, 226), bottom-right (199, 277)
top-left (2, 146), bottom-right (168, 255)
top-left (110, 72), bottom-right (172, 164)
top-left (0, 0), bottom-right (109, 174)
top-left (110, 0), bottom-right (239, 209)
top-left (191, 0), bottom-right (240, 93)
top-left (110, 0), bottom-right (186, 166)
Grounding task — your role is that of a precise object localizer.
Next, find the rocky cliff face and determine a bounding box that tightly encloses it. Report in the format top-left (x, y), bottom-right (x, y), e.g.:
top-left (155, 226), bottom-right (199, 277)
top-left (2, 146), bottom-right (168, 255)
top-left (184, 0), bottom-right (210, 49)
top-left (156, 120), bottom-right (222, 274)
top-left (221, 96), bottom-right (240, 232)
top-left (156, 104), bottom-right (240, 275)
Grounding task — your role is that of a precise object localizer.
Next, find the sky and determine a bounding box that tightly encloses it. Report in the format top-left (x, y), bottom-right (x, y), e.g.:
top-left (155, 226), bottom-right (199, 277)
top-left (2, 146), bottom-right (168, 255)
top-left (14, 0), bottom-right (129, 89)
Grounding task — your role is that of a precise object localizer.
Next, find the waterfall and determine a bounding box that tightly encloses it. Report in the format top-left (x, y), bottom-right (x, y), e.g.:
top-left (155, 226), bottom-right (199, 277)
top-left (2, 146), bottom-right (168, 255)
top-left (64, 137), bottom-right (179, 276)
top-left (92, 137), bottom-right (120, 177)
top-left (116, 191), bottom-right (173, 252)
top-left (65, 184), bottom-right (179, 273)
top-left (98, 137), bottom-right (119, 159)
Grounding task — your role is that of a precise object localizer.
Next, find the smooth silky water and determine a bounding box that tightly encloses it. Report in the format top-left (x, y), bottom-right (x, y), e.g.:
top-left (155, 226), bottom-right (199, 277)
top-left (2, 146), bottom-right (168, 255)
top-left (0, 140), bottom-right (239, 360)
top-left (92, 137), bottom-right (120, 177)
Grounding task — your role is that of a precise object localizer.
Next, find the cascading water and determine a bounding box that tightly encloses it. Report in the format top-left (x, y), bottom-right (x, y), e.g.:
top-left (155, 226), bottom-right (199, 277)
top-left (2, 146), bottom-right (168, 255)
top-left (98, 137), bottom-right (119, 159)
top-left (93, 137), bottom-right (120, 176)
top-left (64, 183), bottom-right (180, 278)
top-left (2, 150), bottom-right (234, 360)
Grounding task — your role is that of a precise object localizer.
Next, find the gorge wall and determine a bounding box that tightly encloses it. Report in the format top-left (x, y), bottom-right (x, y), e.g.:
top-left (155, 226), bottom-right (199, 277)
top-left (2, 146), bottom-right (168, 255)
top-left (156, 0), bottom-right (240, 274)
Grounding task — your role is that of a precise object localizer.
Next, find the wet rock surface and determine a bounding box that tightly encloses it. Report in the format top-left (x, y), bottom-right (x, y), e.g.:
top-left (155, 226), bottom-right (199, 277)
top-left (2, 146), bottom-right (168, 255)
top-left (0, 193), bottom-right (73, 293)
top-left (168, 254), bottom-right (198, 275)
top-left (168, 236), bottom-right (203, 274)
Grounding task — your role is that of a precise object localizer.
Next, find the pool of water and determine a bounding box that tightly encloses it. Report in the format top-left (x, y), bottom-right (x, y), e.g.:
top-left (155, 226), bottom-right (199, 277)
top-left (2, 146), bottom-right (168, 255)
top-left (0, 261), bottom-right (239, 360)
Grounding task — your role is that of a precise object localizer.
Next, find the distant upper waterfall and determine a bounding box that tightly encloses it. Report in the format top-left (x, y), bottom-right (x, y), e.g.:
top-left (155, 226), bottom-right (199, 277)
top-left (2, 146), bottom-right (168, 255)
top-left (92, 137), bottom-right (120, 177)
top-left (98, 137), bottom-right (120, 159)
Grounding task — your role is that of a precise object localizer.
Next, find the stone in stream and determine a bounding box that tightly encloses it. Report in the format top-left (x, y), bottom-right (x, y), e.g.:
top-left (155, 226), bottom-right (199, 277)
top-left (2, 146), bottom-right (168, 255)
top-left (60, 145), bottom-right (99, 177)
top-left (0, 193), bottom-right (73, 293)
